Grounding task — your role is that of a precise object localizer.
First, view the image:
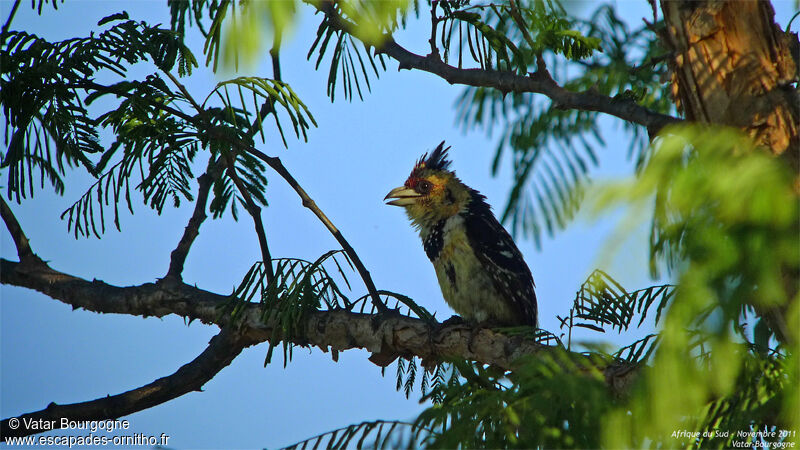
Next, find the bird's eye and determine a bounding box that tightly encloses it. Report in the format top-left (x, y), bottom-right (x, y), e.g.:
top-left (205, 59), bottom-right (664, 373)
top-left (417, 180), bottom-right (432, 194)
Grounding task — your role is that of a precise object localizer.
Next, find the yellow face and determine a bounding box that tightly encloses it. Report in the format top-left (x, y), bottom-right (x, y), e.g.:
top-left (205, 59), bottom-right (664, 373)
top-left (384, 170), bottom-right (469, 227)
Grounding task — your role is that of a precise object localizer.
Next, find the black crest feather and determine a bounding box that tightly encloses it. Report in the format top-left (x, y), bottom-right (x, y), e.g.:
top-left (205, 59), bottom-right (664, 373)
top-left (414, 141), bottom-right (452, 173)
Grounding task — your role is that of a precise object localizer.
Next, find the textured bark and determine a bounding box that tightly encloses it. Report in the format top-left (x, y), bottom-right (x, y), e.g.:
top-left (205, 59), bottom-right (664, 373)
top-left (660, 0), bottom-right (798, 344)
top-left (660, 0), bottom-right (799, 160)
top-left (1, 258), bottom-right (639, 398)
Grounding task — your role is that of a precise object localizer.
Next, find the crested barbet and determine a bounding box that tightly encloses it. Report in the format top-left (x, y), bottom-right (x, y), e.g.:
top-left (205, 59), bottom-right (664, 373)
top-left (384, 141), bottom-right (538, 326)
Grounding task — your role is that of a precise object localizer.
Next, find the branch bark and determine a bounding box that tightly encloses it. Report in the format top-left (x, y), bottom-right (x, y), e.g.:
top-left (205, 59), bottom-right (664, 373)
top-left (660, 0), bottom-right (799, 344)
top-left (222, 153), bottom-right (275, 281)
top-left (1, 257), bottom-right (638, 422)
top-left (660, 0), bottom-right (799, 159)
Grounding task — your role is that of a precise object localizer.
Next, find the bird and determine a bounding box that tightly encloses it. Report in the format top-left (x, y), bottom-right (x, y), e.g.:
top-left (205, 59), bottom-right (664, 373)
top-left (384, 141), bottom-right (538, 327)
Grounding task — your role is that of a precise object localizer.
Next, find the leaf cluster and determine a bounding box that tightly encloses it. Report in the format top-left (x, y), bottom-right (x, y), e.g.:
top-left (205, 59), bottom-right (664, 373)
top-left (3, 8), bottom-right (315, 237)
top-left (1, 12), bottom-right (195, 202)
top-left (436, 0), bottom-right (600, 73)
top-left (222, 251), bottom-right (442, 367)
top-left (307, 10), bottom-right (389, 102)
top-left (410, 351), bottom-right (612, 449)
top-left (282, 419), bottom-right (430, 450)
top-left (595, 124), bottom-right (798, 448)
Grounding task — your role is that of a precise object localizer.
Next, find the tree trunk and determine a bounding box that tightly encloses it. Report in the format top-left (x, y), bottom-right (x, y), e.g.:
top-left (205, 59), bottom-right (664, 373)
top-left (660, 0), bottom-right (799, 344)
top-left (660, 0), bottom-right (799, 162)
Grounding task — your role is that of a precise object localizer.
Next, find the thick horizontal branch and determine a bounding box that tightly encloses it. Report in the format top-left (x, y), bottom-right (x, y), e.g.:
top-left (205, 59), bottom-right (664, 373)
top-left (1, 258), bottom-right (638, 397)
top-left (0, 327), bottom-right (258, 438)
top-left (315, 2), bottom-right (681, 137)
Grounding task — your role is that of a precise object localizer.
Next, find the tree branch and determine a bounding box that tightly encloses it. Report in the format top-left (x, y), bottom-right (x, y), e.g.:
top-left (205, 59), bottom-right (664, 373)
top-left (382, 39), bottom-right (679, 136)
top-left (165, 156), bottom-right (221, 281)
top-left (228, 141), bottom-right (388, 314)
top-left (162, 70), bottom-right (276, 282)
top-left (0, 0), bottom-right (21, 42)
top-left (222, 153), bottom-right (275, 281)
top-left (270, 28), bottom-right (282, 82)
top-left (247, 31), bottom-right (283, 139)
top-left (314, 2), bottom-right (682, 137)
top-left (1, 258), bottom-right (638, 403)
top-left (0, 194), bottom-right (39, 263)
top-left (0, 327), bottom-right (258, 438)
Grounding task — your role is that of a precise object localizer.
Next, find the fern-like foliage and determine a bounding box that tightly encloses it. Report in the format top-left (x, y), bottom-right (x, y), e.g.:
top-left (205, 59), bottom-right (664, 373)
top-left (205, 76), bottom-right (317, 145)
top-left (409, 351), bottom-right (613, 449)
top-left (455, 3), bottom-right (674, 245)
top-left (221, 251), bottom-right (355, 365)
top-left (168, 0), bottom-right (222, 39)
top-left (183, 0), bottom-right (410, 101)
top-left (596, 124), bottom-right (797, 448)
top-left (308, 16), bottom-right (388, 102)
top-left (305, 0), bottom-right (419, 102)
top-left (350, 289), bottom-right (434, 320)
top-left (282, 419), bottom-right (434, 450)
top-left (561, 269), bottom-right (675, 334)
top-left (436, 0), bottom-right (600, 72)
top-left (692, 352), bottom-right (789, 449)
top-left (3, 9), bottom-right (317, 237)
top-left (393, 356), bottom-right (453, 402)
top-left (222, 251), bottom-right (436, 368)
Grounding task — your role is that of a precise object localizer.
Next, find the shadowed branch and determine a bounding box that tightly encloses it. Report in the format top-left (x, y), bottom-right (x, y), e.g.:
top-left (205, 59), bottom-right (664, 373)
top-left (165, 156), bottom-right (222, 280)
top-left (163, 70), bottom-right (276, 282)
top-left (227, 141), bottom-right (389, 314)
top-left (0, 327), bottom-right (258, 439)
top-left (221, 151), bottom-right (275, 281)
top-left (0, 194), bottom-right (37, 262)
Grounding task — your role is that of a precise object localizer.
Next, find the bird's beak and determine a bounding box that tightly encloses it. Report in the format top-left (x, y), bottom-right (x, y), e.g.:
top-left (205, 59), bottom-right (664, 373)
top-left (384, 186), bottom-right (420, 207)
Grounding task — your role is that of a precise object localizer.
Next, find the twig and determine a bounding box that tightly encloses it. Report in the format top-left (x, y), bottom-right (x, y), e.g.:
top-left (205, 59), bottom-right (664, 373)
top-left (225, 142), bottom-right (388, 314)
top-left (222, 152), bottom-right (275, 282)
top-left (0, 327), bottom-right (257, 439)
top-left (507, 0), bottom-right (536, 51)
top-left (165, 156), bottom-right (221, 280)
top-left (428, 1), bottom-right (440, 57)
top-left (0, 0), bottom-right (21, 42)
top-left (271, 28), bottom-right (283, 82)
top-left (0, 194), bottom-right (38, 263)
top-left (163, 70), bottom-right (205, 117)
top-left (162, 70), bottom-right (275, 283)
top-left (247, 29), bottom-right (283, 138)
top-left (68, 81), bottom-right (198, 124)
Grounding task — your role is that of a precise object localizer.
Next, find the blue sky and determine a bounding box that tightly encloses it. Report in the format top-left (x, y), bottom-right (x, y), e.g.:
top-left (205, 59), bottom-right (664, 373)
top-left (1, 1), bottom-right (795, 448)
